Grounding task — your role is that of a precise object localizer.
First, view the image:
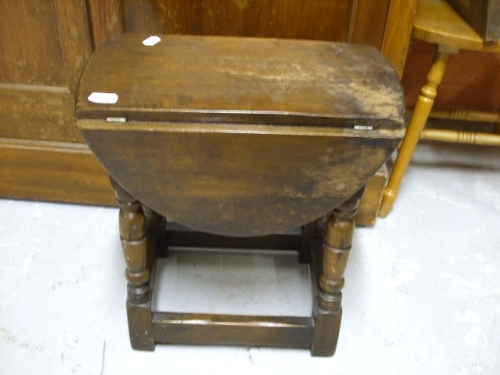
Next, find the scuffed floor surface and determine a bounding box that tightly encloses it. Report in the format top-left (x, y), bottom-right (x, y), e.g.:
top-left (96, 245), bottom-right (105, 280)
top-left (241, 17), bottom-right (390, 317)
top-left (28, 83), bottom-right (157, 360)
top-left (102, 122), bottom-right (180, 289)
top-left (1, 137), bottom-right (500, 375)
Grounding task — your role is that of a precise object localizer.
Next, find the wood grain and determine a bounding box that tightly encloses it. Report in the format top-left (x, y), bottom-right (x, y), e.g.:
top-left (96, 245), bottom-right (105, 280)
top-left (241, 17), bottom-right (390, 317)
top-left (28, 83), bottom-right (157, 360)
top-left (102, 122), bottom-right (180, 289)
top-left (79, 123), bottom-right (401, 236)
top-left (0, 0), bottom-right (66, 86)
top-left (447, 0), bottom-right (500, 42)
top-left (152, 312), bottom-right (314, 348)
top-left (413, 0), bottom-right (500, 51)
top-left (87, 0), bottom-right (124, 49)
top-left (380, 50), bottom-right (451, 217)
top-left (0, 0), bottom-right (416, 219)
top-left (52, 0), bottom-right (93, 91)
top-left (0, 134), bottom-right (393, 227)
top-left (381, 0), bottom-right (500, 217)
top-left (420, 128), bottom-right (500, 145)
top-left (0, 0), bottom-right (93, 141)
top-left (123, 0), bottom-right (351, 41)
top-left (0, 86), bottom-right (80, 141)
top-left (0, 138), bottom-right (115, 205)
top-left (402, 41), bottom-right (500, 112)
top-left (76, 35), bottom-right (403, 236)
top-left (312, 188), bottom-right (362, 356)
top-left (77, 34), bottom-right (404, 128)
top-left (381, 0), bottom-right (419, 77)
top-left (355, 164), bottom-right (388, 226)
top-left (350, 0), bottom-right (391, 49)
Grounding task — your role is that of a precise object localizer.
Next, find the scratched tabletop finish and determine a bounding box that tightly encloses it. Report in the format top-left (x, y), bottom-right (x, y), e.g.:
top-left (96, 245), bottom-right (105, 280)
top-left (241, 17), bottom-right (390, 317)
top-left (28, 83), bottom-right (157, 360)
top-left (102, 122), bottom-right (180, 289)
top-left (76, 34), bottom-right (403, 128)
top-left (76, 34), bottom-right (404, 236)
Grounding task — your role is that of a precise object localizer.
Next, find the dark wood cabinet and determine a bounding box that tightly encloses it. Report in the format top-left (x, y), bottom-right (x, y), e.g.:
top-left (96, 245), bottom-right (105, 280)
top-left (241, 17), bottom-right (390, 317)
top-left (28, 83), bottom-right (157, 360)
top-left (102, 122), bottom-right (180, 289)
top-left (0, 0), bottom-right (417, 205)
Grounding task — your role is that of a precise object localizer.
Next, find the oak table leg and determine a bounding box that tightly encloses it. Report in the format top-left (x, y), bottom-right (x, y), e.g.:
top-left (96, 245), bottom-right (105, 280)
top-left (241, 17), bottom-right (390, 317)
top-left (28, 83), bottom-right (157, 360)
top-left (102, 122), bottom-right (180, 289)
top-left (110, 177), bottom-right (155, 351)
top-left (311, 188), bottom-right (364, 356)
top-left (379, 49), bottom-right (453, 217)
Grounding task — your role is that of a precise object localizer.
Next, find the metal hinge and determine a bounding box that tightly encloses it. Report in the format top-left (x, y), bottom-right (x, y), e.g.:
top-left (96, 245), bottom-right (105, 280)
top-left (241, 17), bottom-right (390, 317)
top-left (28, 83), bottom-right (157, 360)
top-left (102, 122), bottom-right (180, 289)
top-left (353, 125), bottom-right (373, 130)
top-left (106, 117), bottom-right (127, 123)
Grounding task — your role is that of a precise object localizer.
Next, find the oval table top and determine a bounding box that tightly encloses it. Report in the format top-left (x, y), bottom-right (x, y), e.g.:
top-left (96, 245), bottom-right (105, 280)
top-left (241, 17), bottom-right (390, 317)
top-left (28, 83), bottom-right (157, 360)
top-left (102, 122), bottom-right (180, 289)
top-left (77, 34), bottom-right (404, 129)
top-left (76, 34), bottom-right (404, 236)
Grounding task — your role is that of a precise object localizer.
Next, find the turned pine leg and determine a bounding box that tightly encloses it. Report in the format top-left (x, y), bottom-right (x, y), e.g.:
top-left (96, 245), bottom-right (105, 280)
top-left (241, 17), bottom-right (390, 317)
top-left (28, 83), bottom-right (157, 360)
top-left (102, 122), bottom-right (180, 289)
top-left (311, 188), bottom-right (364, 357)
top-left (426, 111), bottom-right (500, 143)
top-left (110, 177), bottom-right (155, 350)
top-left (379, 49), bottom-right (454, 218)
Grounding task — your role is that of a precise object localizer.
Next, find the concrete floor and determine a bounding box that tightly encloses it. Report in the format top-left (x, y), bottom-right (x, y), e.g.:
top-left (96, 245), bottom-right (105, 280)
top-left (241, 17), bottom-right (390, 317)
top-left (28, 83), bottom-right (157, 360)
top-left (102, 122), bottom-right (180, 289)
top-left (1, 135), bottom-right (499, 375)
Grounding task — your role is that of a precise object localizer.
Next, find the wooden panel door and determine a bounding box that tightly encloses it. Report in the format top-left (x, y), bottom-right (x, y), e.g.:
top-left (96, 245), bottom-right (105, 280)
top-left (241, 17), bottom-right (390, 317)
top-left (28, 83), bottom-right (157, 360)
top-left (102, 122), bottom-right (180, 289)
top-left (0, 0), bottom-right (418, 205)
top-left (0, 0), bottom-right (90, 142)
top-left (0, 0), bottom-right (116, 204)
top-left (90, 0), bottom-right (396, 47)
top-left (88, 0), bottom-right (416, 74)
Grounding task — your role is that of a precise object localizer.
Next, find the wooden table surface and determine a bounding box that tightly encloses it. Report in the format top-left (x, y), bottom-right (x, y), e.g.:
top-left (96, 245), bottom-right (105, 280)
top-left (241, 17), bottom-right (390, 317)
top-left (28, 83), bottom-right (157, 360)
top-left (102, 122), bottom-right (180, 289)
top-left (77, 34), bottom-right (404, 236)
top-left (77, 34), bottom-right (403, 129)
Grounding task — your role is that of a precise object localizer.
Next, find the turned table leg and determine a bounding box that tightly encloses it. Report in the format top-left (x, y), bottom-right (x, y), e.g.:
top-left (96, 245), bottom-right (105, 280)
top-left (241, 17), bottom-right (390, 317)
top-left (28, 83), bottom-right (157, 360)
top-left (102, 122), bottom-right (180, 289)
top-left (110, 177), bottom-right (155, 350)
top-left (311, 188), bottom-right (364, 357)
top-left (379, 49), bottom-right (454, 217)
